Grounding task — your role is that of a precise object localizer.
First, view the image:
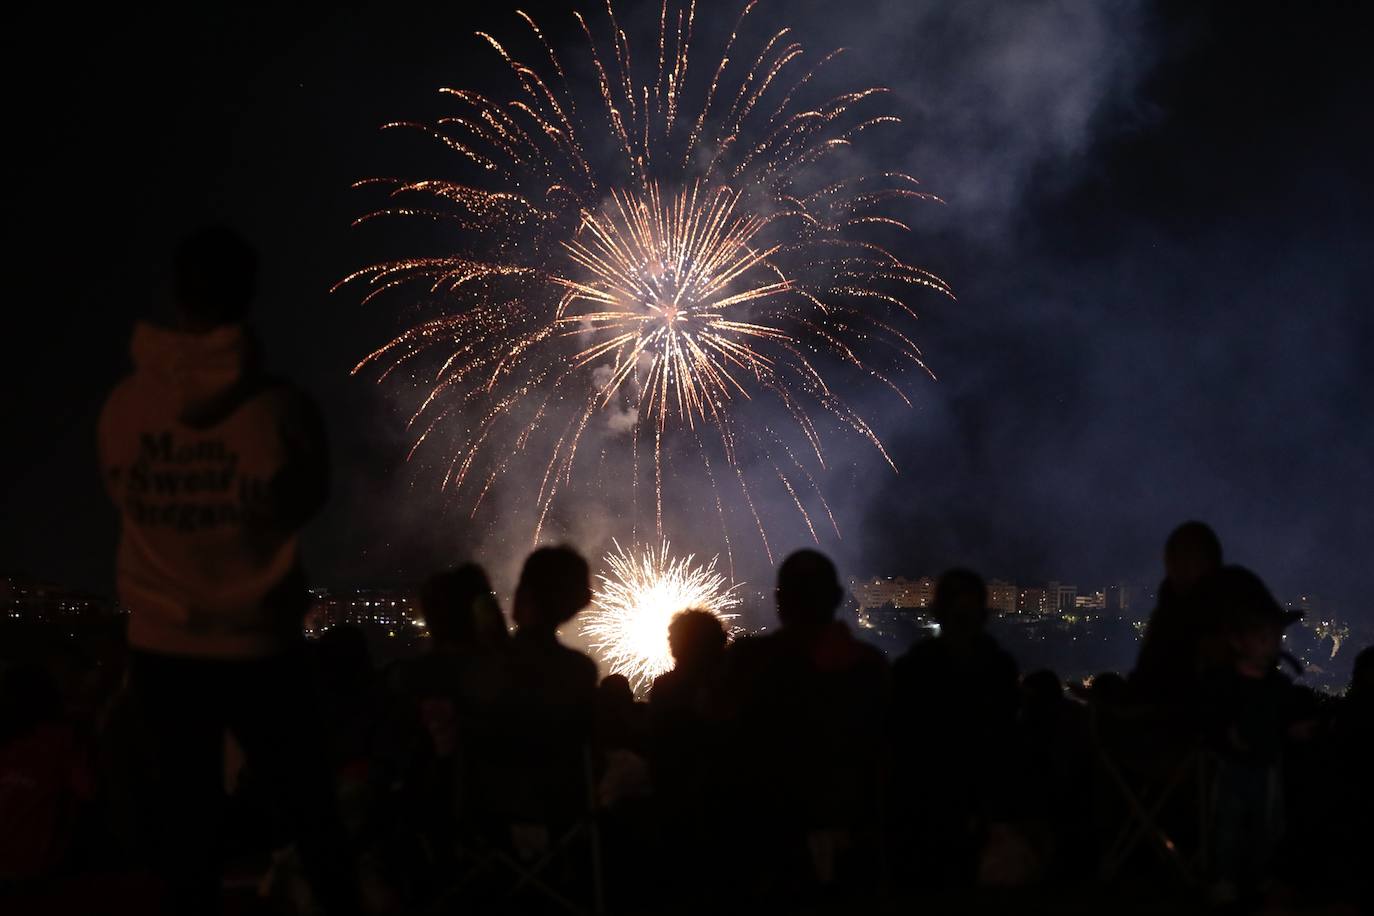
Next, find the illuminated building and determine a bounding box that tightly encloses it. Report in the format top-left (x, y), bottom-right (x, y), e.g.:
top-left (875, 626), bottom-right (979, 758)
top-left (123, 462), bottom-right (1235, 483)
top-left (988, 579), bottom-right (1018, 613)
top-left (1018, 586), bottom-right (1047, 615)
top-left (1014, 582), bottom-right (1077, 616)
top-left (1076, 590), bottom-right (1106, 611)
top-left (303, 587), bottom-right (424, 637)
top-left (853, 576), bottom-right (934, 610)
top-left (1044, 582), bottom-right (1077, 614)
top-left (1104, 583), bottom-right (1132, 614)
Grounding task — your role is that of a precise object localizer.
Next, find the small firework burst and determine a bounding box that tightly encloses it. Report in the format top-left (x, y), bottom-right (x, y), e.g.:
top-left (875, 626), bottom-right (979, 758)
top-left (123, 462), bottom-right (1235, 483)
top-left (582, 540), bottom-right (740, 692)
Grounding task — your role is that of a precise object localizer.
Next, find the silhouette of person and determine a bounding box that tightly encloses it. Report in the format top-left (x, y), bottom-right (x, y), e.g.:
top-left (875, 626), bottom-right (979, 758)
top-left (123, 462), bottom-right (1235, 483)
top-left (313, 625), bottom-right (428, 823)
top-left (1131, 521), bottom-right (1224, 703)
top-left (647, 610), bottom-right (729, 899)
top-left (390, 564), bottom-right (507, 761)
top-left (593, 674), bottom-right (652, 818)
top-left (384, 565), bottom-right (508, 864)
top-left (1199, 566), bottom-right (1304, 902)
top-left (98, 226), bottom-right (351, 913)
top-left (1012, 669), bottom-right (1092, 880)
top-left (487, 546), bottom-right (599, 832)
top-left (891, 568), bottom-right (1019, 886)
top-left (596, 673), bottom-right (648, 755)
top-left (650, 609), bottom-right (728, 735)
top-left (722, 550), bottom-right (888, 893)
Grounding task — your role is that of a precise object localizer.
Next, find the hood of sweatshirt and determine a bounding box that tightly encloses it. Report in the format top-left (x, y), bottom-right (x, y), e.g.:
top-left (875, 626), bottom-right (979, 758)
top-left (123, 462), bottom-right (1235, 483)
top-left (130, 322), bottom-right (256, 427)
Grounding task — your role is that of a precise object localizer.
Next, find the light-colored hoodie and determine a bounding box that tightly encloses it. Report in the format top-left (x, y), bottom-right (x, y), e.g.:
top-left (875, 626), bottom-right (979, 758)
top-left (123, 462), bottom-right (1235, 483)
top-left (99, 322), bottom-right (328, 658)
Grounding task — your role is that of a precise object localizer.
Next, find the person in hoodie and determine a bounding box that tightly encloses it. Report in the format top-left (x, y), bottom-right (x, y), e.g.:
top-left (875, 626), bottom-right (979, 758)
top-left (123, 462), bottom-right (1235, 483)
top-left (99, 225), bottom-right (352, 913)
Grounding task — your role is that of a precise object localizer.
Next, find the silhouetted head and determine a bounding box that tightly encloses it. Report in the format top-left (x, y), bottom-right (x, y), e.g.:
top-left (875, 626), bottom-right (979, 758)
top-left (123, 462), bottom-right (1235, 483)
top-left (598, 673), bottom-right (635, 709)
top-left (173, 225), bottom-right (258, 330)
top-left (1203, 565), bottom-right (1298, 672)
top-left (514, 545), bottom-right (592, 632)
top-left (1164, 521), bottom-right (1223, 592)
top-left (931, 568), bottom-right (989, 635)
top-left (775, 550), bottom-right (843, 627)
top-left (421, 563), bottom-right (498, 647)
top-left (668, 608), bottom-right (728, 670)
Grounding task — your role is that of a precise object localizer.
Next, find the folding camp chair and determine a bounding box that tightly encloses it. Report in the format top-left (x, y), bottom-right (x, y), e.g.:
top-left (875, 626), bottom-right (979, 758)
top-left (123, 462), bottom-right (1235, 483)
top-left (1090, 703), bottom-right (1213, 884)
top-left (430, 744), bottom-right (606, 915)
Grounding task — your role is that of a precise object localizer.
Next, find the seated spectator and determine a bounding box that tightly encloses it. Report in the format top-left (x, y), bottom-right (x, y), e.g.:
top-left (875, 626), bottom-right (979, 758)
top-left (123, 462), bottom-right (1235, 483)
top-left (313, 626), bottom-right (428, 832)
top-left (596, 674), bottom-right (649, 757)
top-left (646, 610), bottom-right (729, 900)
top-left (650, 609), bottom-right (729, 812)
top-left (387, 563), bottom-right (509, 862)
top-left (592, 674), bottom-right (654, 897)
top-left (722, 550), bottom-right (889, 893)
top-left (892, 568), bottom-right (1019, 886)
top-left (302, 626), bottom-right (428, 908)
top-left (1131, 521), bottom-right (1224, 704)
top-left (390, 564), bottom-right (507, 762)
top-left (485, 547), bottom-right (599, 833)
top-left (1011, 670), bottom-right (1092, 881)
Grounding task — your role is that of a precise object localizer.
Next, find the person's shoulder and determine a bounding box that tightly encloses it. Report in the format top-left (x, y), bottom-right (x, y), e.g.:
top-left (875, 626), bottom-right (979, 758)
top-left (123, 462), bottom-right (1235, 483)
top-left (980, 635), bottom-right (1019, 672)
top-left (834, 625), bottom-right (887, 669)
top-left (102, 369), bottom-right (140, 403)
top-left (895, 637), bottom-right (938, 666)
top-left (649, 669), bottom-right (679, 703)
top-left (554, 641), bottom-right (599, 679)
top-left (98, 371), bottom-right (149, 427)
top-left (725, 631), bottom-right (780, 668)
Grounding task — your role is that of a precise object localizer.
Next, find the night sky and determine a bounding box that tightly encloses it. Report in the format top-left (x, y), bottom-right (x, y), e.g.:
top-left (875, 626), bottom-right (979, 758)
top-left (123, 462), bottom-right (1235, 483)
top-left (6, 0), bottom-right (1371, 620)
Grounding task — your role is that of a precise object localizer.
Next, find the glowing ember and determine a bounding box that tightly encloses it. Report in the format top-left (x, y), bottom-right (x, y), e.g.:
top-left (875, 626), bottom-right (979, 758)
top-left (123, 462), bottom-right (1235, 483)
top-left (582, 540), bottom-right (740, 693)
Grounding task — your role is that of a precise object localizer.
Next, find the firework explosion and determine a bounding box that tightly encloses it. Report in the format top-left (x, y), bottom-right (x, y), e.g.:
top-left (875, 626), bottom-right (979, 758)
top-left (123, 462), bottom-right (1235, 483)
top-left (582, 541), bottom-right (740, 693)
top-left (341, 0), bottom-right (953, 564)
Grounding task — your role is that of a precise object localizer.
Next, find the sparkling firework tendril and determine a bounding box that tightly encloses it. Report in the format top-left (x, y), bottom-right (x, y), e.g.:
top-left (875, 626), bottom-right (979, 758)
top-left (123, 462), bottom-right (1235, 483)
top-left (582, 540), bottom-right (740, 693)
top-left (340, 0), bottom-right (953, 565)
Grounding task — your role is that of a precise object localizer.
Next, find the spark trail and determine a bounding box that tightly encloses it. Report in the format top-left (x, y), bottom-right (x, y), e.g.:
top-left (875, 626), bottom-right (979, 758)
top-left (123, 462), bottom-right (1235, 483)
top-left (340, 0), bottom-right (952, 565)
